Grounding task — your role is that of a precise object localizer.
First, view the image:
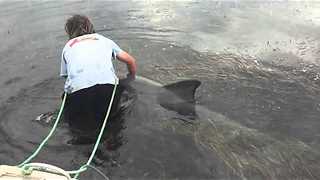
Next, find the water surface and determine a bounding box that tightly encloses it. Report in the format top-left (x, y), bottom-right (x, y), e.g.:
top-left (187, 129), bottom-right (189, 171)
top-left (1, 1), bottom-right (320, 179)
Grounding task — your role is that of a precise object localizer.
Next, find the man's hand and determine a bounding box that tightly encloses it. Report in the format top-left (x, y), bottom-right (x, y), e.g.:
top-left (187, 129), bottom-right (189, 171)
top-left (126, 73), bottom-right (135, 81)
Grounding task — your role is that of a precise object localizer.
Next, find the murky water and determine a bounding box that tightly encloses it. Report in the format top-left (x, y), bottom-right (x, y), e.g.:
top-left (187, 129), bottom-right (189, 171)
top-left (1, 1), bottom-right (320, 179)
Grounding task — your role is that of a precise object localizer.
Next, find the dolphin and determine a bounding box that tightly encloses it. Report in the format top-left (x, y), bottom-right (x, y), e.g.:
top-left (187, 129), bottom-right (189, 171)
top-left (0, 76), bottom-right (230, 179)
top-left (1, 76), bottom-right (320, 179)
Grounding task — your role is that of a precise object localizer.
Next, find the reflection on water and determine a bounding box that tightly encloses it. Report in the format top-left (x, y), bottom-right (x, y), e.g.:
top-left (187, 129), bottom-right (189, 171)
top-left (132, 1), bottom-right (320, 62)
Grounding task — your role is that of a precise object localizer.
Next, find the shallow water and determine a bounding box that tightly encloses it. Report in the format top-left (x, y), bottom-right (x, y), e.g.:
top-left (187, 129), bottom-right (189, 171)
top-left (1, 1), bottom-right (320, 179)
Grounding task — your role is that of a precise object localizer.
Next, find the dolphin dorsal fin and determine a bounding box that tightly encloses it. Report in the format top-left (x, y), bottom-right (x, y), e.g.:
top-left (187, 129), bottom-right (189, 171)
top-left (158, 80), bottom-right (201, 117)
top-left (163, 80), bottom-right (201, 102)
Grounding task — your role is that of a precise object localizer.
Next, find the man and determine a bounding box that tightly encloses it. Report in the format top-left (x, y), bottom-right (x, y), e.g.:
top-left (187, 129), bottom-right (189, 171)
top-left (61, 14), bottom-right (136, 144)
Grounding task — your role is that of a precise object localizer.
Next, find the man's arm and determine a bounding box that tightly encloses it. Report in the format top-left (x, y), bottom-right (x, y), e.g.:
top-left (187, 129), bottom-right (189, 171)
top-left (116, 51), bottom-right (137, 78)
top-left (60, 53), bottom-right (68, 78)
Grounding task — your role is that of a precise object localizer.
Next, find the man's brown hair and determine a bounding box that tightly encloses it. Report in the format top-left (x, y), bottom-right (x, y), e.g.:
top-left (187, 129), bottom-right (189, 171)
top-left (65, 15), bottom-right (95, 39)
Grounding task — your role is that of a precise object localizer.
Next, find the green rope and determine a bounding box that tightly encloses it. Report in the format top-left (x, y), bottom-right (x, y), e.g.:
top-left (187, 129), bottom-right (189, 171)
top-left (18, 79), bottom-right (118, 180)
top-left (18, 93), bottom-right (67, 167)
top-left (71, 80), bottom-right (118, 179)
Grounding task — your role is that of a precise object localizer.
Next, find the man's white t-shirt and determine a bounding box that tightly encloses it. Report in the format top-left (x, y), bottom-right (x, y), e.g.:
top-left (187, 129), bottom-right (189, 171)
top-left (60, 33), bottom-right (122, 93)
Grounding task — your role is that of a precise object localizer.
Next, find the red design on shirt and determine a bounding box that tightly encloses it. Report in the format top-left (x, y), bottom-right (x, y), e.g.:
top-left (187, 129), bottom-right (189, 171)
top-left (69, 39), bottom-right (79, 47)
top-left (69, 36), bottom-right (99, 47)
